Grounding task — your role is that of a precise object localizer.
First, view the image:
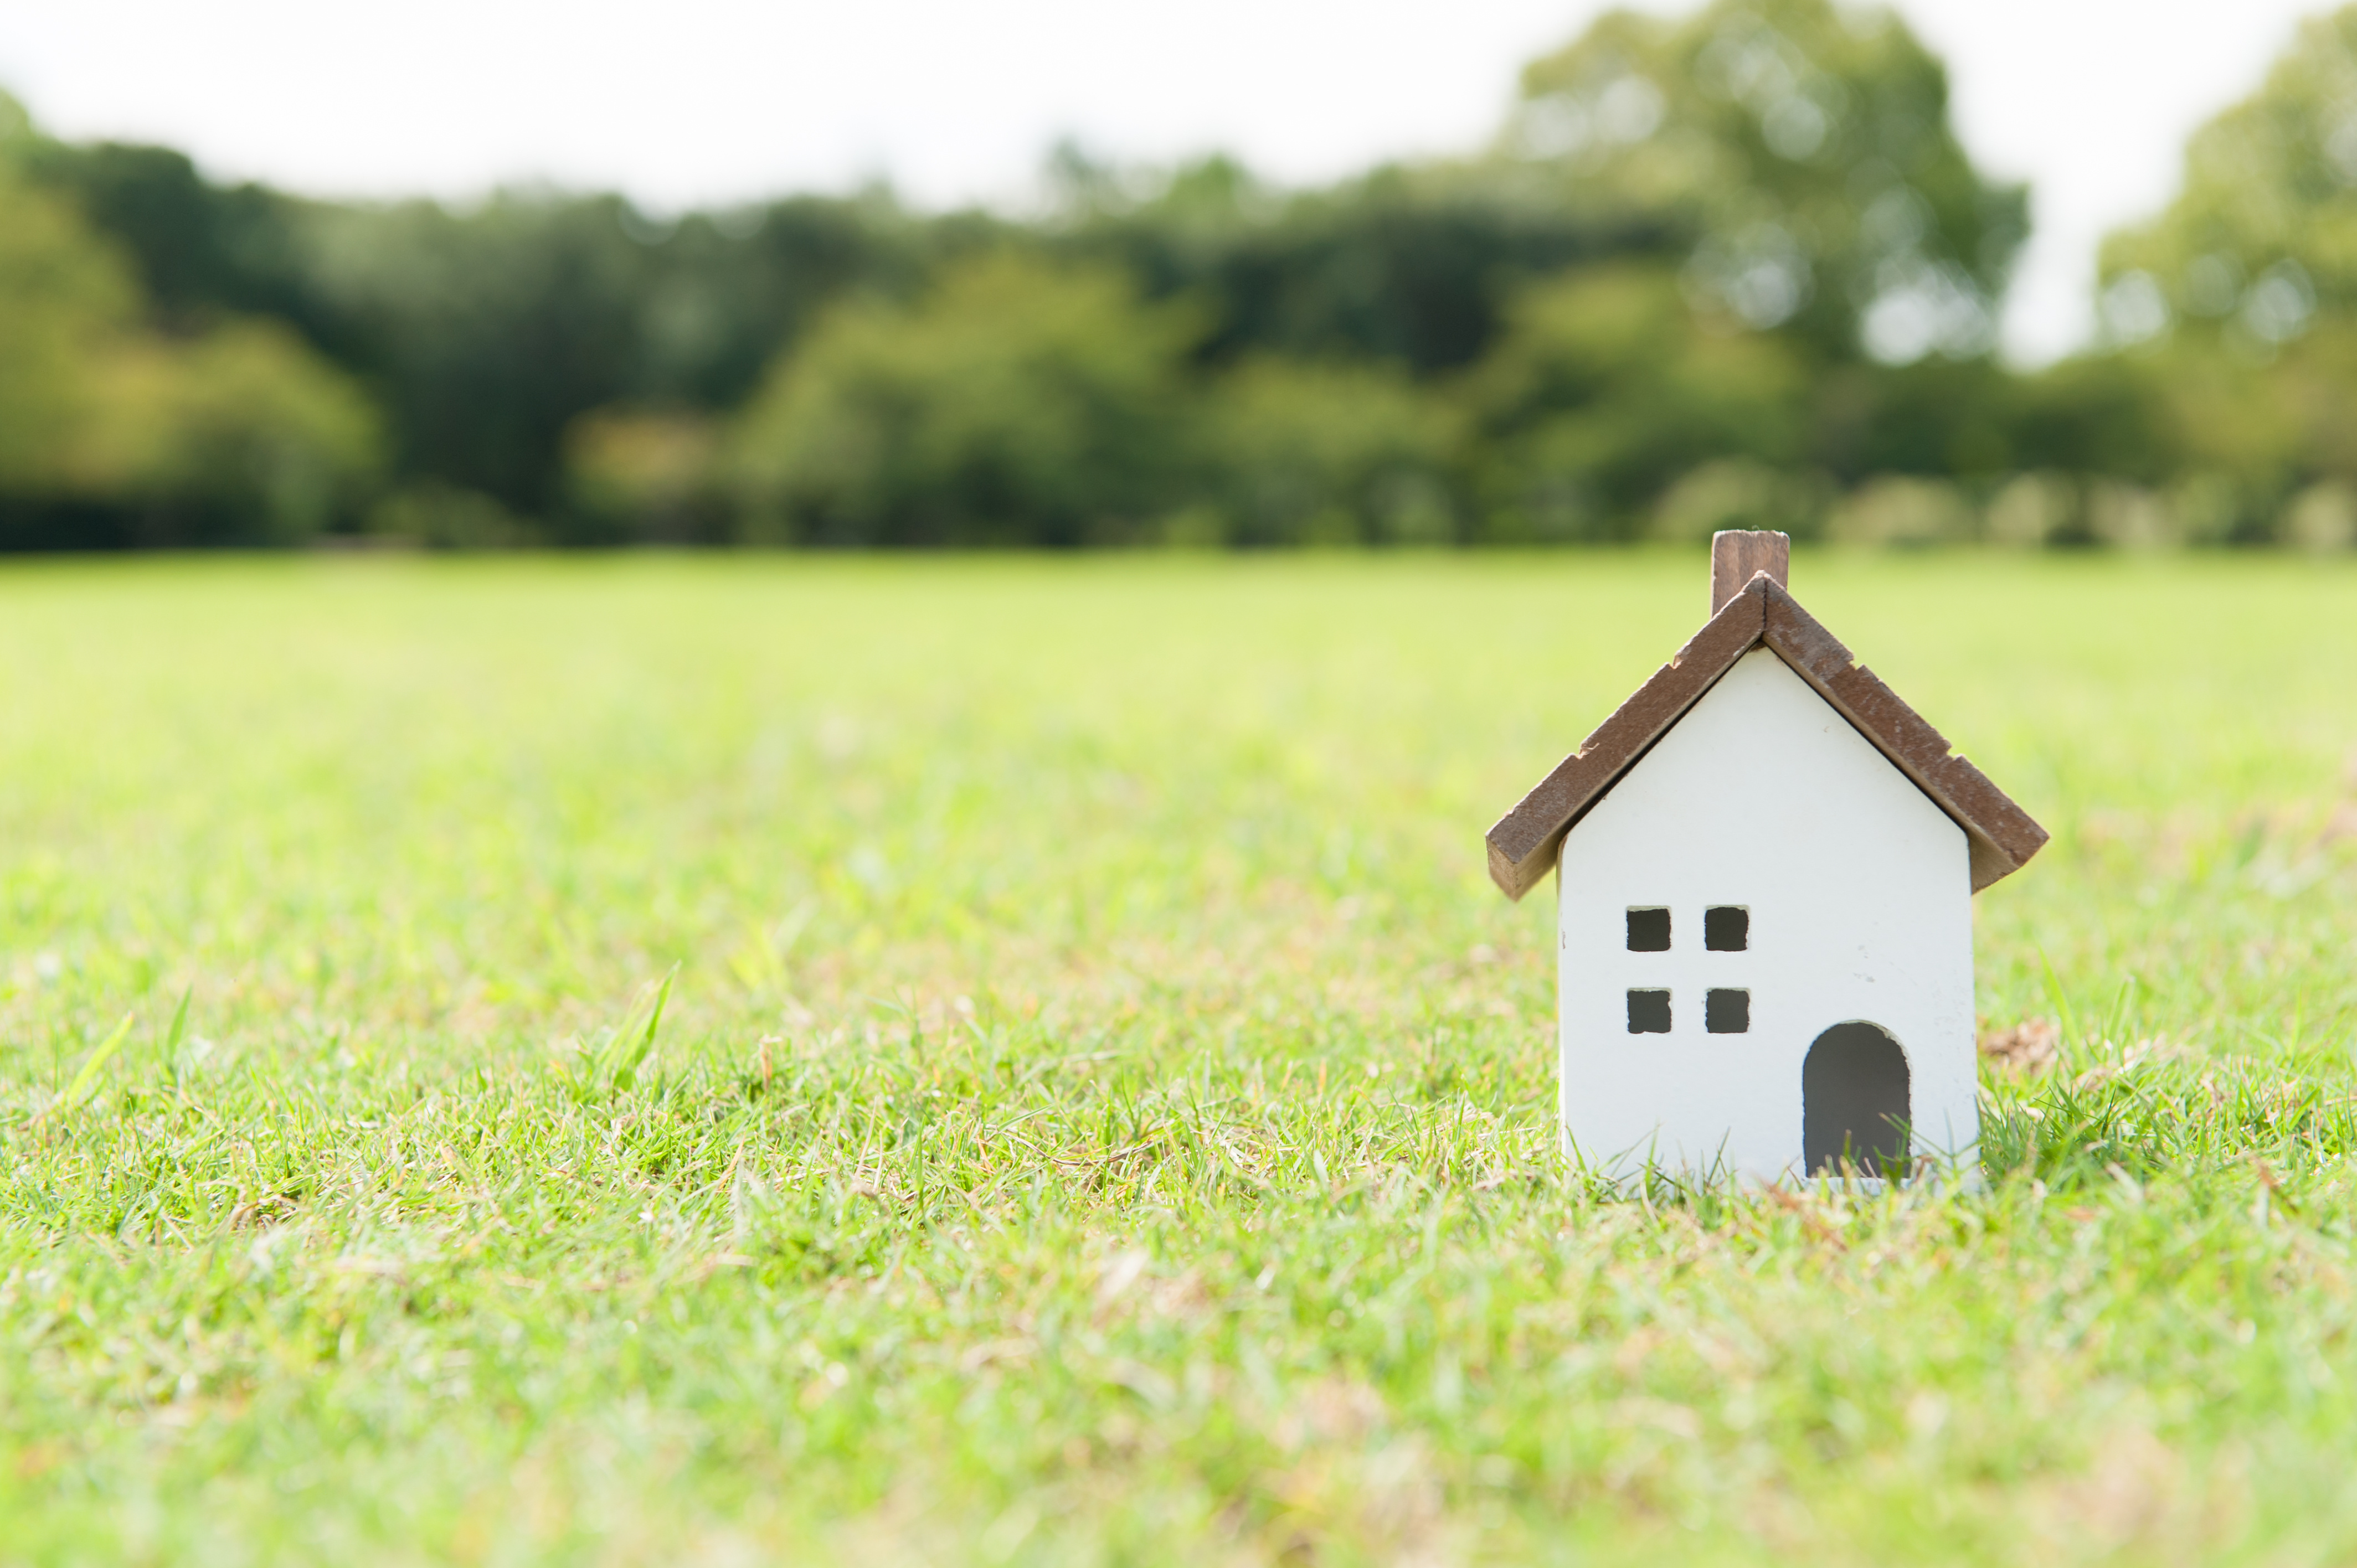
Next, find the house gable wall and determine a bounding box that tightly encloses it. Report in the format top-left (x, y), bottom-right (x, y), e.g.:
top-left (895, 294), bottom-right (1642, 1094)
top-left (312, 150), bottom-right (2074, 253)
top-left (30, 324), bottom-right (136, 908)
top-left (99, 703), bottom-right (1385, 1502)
top-left (1557, 647), bottom-right (1976, 1181)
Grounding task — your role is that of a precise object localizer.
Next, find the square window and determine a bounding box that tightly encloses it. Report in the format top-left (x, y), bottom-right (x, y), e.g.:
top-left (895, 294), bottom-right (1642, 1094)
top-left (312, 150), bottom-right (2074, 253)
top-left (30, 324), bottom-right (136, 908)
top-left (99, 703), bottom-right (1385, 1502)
top-left (1625, 907), bottom-right (1671, 951)
top-left (1705, 906), bottom-right (1749, 951)
top-left (1706, 988), bottom-right (1749, 1034)
top-left (1627, 989), bottom-right (1671, 1033)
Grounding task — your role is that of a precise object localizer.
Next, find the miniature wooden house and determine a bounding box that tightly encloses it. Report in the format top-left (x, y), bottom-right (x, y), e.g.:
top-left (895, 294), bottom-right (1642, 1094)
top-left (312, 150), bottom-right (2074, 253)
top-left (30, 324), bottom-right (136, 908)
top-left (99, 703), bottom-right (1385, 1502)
top-left (1485, 533), bottom-right (2046, 1183)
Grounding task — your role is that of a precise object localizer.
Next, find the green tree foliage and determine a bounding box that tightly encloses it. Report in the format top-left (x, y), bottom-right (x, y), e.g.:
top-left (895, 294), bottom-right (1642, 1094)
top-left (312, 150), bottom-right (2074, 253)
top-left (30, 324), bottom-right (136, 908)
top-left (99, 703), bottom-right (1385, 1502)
top-left (18, 137), bottom-right (316, 330)
top-left (1444, 0), bottom-right (2034, 538)
top-left (4, 0), bottom-right (2047, 551)
top-left (98, 321), bottom-right (384, 543)
top-left (562, 409), bottom-right (729, 546)
top-left (0, 111), bottom-right (380, 546)
top-left (0, 160), bottom-right (137, 497)
top-left (1498, 0), bottom-right (2026, 365)
top-left (1463, 263), bottom-right (1808, 540)
top-left (2099, 9), bottom-right (2357, 349)
top-left (24, 130), bottom-right (950, 531)
top-left (730, 253), bottom-right (1202, 546)
top-left (1201, 357), bottom-right (1460, 545)
top-left (19, 0), bottom-right (2357, 550)
top-left (2080, 5), bottom-right (2357, 533)
top-left (291, 192), bottom-right (964, 525)
top-left (1056, 149), bottom-right (1679, 374)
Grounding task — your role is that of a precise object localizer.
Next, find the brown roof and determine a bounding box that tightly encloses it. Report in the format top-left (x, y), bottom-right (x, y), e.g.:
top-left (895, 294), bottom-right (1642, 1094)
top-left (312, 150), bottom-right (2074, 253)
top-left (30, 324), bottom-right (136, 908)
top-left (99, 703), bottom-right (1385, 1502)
top-left (1484, 571), bottom-right (2048, 900)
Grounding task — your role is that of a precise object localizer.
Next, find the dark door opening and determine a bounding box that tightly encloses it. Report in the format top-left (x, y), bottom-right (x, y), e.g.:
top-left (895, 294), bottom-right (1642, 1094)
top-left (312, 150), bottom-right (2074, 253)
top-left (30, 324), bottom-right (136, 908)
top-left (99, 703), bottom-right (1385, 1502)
top-left (1803, 1022), bottom-right (1910, 1177)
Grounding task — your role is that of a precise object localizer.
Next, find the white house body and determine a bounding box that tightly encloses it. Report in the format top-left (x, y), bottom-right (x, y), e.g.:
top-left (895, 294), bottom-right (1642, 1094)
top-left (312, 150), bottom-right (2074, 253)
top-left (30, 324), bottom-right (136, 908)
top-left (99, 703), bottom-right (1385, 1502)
top-left (1483, 533), bottom-right (2048, 1188)
top-left (1556, 648), bottom-right (1976, 1183)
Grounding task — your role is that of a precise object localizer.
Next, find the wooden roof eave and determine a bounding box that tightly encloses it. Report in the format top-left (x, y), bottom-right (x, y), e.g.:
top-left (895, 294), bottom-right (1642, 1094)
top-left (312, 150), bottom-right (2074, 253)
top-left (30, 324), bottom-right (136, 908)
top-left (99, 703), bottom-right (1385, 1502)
top-left (1483, 572), bottom-right (2048, 901)
top-left (1483, 577), bottom-right (1767, 901)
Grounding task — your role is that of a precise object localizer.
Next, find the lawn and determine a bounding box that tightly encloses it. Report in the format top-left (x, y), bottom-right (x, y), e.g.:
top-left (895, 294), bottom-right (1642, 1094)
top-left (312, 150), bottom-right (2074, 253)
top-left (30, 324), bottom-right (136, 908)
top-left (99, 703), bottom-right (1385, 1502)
top-left (3, 550), bottom-right (2355, 1565)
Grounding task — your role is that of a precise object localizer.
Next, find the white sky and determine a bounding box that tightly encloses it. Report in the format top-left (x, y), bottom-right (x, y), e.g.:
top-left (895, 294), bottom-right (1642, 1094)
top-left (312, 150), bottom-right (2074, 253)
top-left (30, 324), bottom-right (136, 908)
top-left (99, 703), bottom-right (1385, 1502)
top-left (0, 0), bottom-right (2326, 363)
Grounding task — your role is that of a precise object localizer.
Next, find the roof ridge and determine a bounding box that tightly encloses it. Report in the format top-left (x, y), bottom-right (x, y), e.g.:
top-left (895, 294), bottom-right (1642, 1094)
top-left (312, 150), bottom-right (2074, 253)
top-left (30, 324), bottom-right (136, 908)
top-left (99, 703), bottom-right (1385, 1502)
top-left (1483, 572), bottom-right (2045, 900)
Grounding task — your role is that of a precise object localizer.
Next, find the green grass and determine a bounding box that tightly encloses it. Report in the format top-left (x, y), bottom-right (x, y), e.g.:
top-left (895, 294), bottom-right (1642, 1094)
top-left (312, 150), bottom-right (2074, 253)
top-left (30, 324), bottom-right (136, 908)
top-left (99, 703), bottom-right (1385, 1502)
top-left (3, 550), bottom-right (2355, 1565)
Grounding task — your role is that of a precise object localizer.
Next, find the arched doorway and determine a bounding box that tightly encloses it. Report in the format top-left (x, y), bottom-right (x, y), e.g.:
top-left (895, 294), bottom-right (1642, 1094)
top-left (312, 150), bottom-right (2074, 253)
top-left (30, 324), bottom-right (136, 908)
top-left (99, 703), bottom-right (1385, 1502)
top-left (1803, 1023), bottom-right (1910, 1177)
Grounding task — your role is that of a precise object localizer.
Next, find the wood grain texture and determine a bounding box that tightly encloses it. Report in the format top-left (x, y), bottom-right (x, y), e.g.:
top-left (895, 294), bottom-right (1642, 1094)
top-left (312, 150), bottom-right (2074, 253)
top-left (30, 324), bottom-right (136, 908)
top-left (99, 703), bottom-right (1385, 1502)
top-left (1483, 572), bottom-right (2048, 899)
top-left (1711, 532), bottom-right (1790, 615)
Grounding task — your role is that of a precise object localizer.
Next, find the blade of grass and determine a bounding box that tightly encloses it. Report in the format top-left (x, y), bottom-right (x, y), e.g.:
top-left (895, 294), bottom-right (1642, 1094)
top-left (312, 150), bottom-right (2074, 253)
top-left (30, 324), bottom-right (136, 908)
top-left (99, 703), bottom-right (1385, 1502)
top-left (44, 1013), bottom-right (135, 1121)
top-left (591, 966), bottom-right (678, 1096)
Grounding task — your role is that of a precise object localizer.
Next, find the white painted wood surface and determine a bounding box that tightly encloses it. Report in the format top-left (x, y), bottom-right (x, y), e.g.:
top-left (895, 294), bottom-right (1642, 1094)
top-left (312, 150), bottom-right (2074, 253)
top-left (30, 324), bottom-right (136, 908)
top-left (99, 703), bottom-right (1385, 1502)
top-left (1556, 647), bottom-right (1977, 1183)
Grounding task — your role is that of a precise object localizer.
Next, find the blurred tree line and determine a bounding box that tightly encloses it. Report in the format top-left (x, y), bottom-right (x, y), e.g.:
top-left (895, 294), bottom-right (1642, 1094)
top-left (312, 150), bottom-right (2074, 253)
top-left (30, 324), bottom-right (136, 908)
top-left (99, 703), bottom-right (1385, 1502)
top-left (6, 0), bottom-right (2357, 549)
